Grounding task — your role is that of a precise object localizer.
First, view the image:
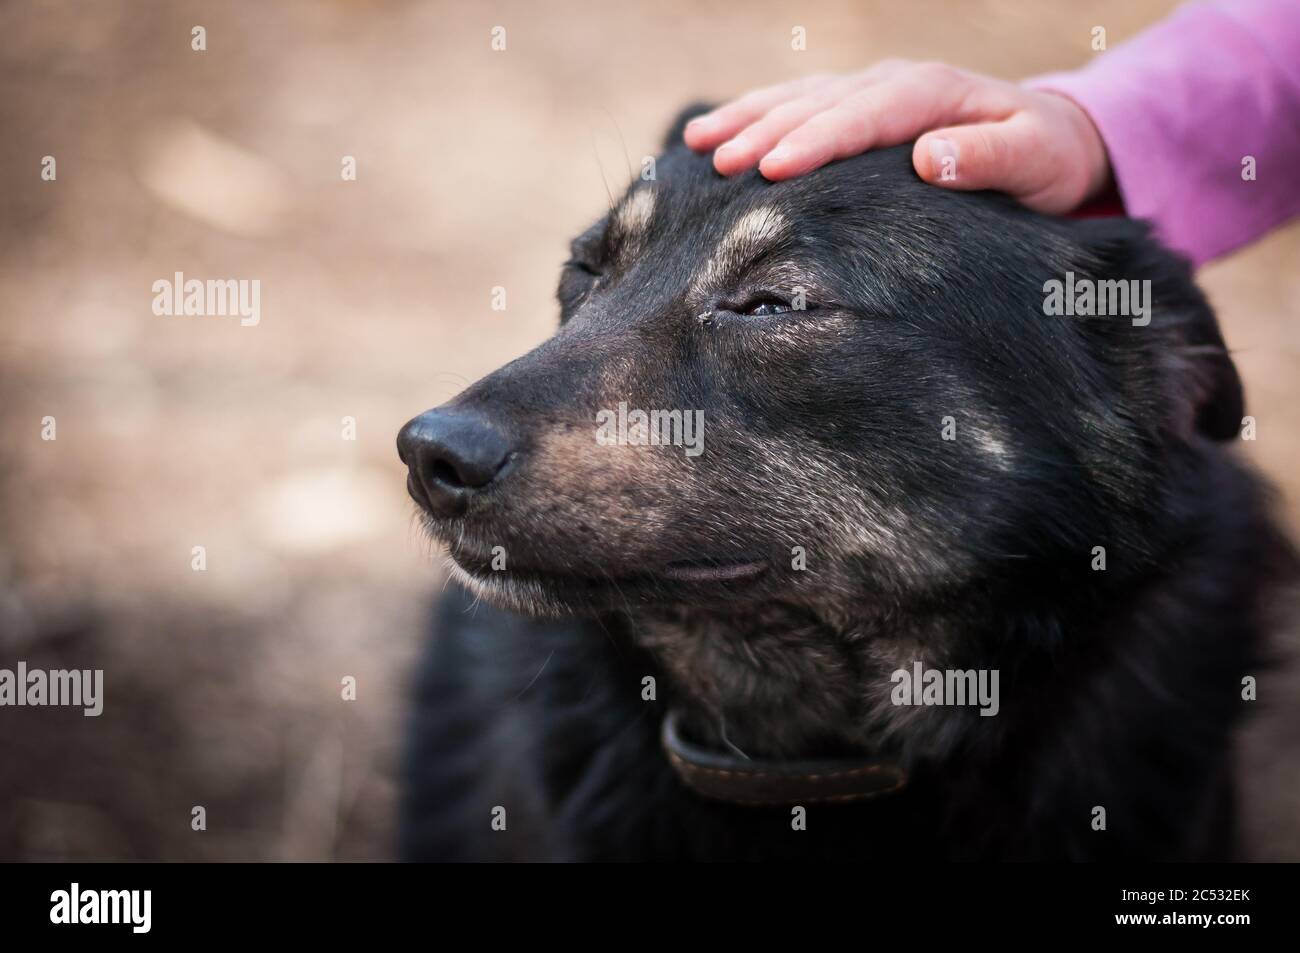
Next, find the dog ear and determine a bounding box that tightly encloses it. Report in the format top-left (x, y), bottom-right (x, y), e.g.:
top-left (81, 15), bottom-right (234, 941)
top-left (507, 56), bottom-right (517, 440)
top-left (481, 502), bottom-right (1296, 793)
top-left (661, 101), bottom-right (716, 151)
top-left (1067, 218), bottom-right (1244, 443)
top-left (1161, 294), bottom-right (1245, 443)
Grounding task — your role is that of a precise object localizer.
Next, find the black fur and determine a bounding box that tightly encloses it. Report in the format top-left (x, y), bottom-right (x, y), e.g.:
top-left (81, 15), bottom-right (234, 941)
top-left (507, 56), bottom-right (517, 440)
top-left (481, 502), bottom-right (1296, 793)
top-left (397, 106), bottom-right (1293, 861)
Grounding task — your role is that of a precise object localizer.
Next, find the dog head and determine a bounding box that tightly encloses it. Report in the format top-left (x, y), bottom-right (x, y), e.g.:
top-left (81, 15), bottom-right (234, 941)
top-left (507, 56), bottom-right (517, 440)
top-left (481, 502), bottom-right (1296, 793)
top-left (399, 105), bottom-right (1242, 632)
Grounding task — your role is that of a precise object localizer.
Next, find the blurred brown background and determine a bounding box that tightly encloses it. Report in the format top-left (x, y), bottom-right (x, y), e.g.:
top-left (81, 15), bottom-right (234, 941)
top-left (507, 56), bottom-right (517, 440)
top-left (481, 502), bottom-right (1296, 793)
top-left (1, 0), bottom-right (1296, 860)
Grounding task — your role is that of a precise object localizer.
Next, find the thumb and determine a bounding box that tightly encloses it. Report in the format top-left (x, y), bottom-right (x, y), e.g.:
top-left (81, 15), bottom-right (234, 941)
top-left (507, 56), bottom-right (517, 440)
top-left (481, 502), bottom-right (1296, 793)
top-left (913, 119), bottom-right (1062, 211)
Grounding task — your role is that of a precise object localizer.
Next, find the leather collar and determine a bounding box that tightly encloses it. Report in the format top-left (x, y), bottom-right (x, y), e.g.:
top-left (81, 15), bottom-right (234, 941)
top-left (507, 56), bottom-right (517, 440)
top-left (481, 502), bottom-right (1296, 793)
top-left (660, 708), bottom-right (907, 807)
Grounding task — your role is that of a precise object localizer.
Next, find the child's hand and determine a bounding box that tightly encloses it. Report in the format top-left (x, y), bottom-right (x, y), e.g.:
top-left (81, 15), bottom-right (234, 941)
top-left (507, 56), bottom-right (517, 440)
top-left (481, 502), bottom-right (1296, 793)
top-left (683, 61), bottom-right (1111, 214)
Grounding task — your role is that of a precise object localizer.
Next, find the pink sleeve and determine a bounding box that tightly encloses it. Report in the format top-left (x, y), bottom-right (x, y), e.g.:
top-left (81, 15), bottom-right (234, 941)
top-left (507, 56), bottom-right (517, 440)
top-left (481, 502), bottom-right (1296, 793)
top-left (1027, 0), bottom-right (1300, 266)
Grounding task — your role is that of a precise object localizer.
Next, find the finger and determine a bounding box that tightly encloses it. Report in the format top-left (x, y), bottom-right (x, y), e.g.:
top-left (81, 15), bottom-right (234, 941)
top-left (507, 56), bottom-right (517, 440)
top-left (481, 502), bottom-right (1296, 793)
top-left (912, 115), bottom-right (1056, 207)
top-left (758, 65), bottom-right (1011, 179)
top-left (688, 60), bottom-right (912, 157)
top-left (713, 83), bottom-right (859, 176)
top-left (683, 74), bottom-right (837, 151)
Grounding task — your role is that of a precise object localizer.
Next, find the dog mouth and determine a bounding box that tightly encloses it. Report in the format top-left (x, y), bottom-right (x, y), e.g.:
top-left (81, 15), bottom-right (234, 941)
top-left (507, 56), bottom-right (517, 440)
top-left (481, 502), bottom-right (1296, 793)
top-left (446, 544), bottom-right (770, 612)
top-left (659, 559), bottom-right (769, 583)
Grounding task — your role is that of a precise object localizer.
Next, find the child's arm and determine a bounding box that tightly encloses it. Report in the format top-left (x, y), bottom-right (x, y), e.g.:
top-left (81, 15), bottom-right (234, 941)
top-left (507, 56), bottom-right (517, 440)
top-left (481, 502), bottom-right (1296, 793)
top-left (1028, 0), bottom-right (1300, 264)
top-left (686, 0), bottom-right (1300, 265)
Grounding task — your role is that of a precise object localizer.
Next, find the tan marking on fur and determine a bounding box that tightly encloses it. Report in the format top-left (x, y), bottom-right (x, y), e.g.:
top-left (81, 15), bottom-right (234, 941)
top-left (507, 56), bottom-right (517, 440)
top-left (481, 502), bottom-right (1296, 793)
top-left (614, 188), bottom-right (656, 251)
top-left (531, 424), bottom-right (679, 538)
top-left (969, 426), bottom-right (1012, 471)
top-left (691, 207), bottom-right (793, 293)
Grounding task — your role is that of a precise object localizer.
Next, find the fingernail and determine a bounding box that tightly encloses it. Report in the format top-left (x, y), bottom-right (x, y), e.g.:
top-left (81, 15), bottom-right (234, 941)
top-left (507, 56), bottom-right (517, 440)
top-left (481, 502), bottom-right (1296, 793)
top-left (928, 137), bottom-right (959, 182)
top-left (765, 144), bottom-right (793, 164)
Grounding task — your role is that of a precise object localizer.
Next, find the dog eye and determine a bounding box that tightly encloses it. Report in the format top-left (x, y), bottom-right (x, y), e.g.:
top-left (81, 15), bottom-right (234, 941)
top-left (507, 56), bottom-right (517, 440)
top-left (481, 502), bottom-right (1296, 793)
top-left (735, 296), bottom-right (795, 317)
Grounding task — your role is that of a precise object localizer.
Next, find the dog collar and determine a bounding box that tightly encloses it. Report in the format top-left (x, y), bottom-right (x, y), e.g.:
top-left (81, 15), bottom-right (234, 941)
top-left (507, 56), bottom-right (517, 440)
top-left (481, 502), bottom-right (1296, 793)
top-left (660, 708), bottom-right (908, 807)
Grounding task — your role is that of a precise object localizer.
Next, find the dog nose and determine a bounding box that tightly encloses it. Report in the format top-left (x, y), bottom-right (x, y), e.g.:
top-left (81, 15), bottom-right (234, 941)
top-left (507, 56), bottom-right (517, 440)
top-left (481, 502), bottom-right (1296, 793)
top-left (397, 410), bottom-right (515, 516)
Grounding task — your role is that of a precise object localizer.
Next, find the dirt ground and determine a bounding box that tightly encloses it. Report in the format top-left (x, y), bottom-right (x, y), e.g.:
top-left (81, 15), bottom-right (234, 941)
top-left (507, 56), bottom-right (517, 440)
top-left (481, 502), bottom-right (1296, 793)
top-left (1, 0), bottom-right (1296, 860)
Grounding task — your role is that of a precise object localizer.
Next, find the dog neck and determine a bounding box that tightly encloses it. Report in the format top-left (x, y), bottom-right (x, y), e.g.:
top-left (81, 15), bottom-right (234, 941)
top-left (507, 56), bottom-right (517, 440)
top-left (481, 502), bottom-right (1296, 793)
top-left (630, 597), bottom-right (980, 765)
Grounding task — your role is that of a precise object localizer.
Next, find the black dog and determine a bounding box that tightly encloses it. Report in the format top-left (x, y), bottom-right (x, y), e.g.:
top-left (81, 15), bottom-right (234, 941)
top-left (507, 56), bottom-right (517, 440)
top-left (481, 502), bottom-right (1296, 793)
top-left (396, 106), bottom-right (1292, 861)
